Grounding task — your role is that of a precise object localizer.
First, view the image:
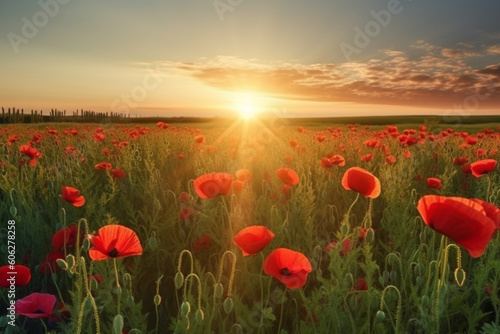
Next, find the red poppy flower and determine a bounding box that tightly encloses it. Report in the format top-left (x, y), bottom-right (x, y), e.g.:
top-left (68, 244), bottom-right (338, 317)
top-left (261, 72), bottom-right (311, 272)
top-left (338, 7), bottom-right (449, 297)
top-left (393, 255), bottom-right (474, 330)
top-left (60, 186), bottom-right (85, 207)
top-left (52, 224), bottom-right (82, 250)
top-left (324, 238), bottom-right (351, 256)
top-left (0, 264), bottom-right (31, 288)
top-left (95, 162), bottom-right (112, 170)
top-left (235, 169), bottom-right (252, 182)
top-left (361, 154), bottom-right (374, 162)
top-left (194, 135), bottom-right (205, 144)
top-left (470, 159), bottom-right (497, 177)
top-left (179, 207), bottom-right (193, 221)
top-left (233, 226), bottom-right (275, 256)
top-left (39, 249), bottom-right (65, 274)
top-left (194, 235), bottom-right (211, 252)
top-left (111, 169), bottom-right (126, 179)
top-left (453, 157), bottom-right (468, 166)
top-left (471, 199), bottom-right (500, 229)
top-left (263, 248), bottom-right (312, 289)
top-left (281, 184), bottom-right (292, 199)
top-left (232, 180), bottom-right (244, 192)
top-left (193, 173), bottom-right (233, 199)
top-left (20, 145), bottom-right (42, 166)
top-left (276, 168), bottom-right (299, 186)
top-left (426, 177), bottom-right (442, 190)
top-left (341, 167), bottom-right (381, 198)
top-left (417, 195), bottom-right (498, 257)
top-left (321, 157), bottom-right (334, 168)
top-left (386, 155), bottom-right (396, 165)
top-left (354, 278), bottom-right (368, 291)
top-left (93, 132), bottom-right (106, 142)
top-left (88, 225), bottom-right (143, 261)
top-left (179, 192), bottom-right (190, 203)
top-left (15, 293), bottom-right (56, 318)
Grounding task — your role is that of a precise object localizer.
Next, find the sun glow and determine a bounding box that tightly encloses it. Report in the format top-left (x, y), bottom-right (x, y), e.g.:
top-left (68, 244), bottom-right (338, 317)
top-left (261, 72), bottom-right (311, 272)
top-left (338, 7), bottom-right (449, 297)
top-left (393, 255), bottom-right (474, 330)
top-left (234, 93), bottom-right (261, 119)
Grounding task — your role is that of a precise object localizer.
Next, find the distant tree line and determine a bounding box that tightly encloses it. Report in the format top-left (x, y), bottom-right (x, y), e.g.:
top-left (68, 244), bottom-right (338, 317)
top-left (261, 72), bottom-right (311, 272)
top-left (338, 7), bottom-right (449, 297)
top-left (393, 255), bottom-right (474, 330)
top-left (0, 107), bottom-right (131, 124)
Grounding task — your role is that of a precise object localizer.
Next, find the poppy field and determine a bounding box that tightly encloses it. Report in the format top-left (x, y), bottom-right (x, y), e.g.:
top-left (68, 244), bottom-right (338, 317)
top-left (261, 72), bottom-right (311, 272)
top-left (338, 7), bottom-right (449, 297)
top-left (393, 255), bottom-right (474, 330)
top-left (1, 118), bottom-right (500, 334)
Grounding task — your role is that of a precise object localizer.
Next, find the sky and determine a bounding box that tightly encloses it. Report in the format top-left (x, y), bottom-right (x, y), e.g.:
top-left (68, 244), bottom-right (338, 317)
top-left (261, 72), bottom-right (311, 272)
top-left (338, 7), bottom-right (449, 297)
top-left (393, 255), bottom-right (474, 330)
top-left (1, 0), bottom-right (500, 119)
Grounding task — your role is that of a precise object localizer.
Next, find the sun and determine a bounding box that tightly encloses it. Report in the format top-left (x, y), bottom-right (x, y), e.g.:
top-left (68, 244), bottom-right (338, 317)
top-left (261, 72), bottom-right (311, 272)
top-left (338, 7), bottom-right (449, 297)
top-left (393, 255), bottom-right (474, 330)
top-left (238, 102), bottom-right (257, 119)
top-left (234, 93), bottom-right (261, 119)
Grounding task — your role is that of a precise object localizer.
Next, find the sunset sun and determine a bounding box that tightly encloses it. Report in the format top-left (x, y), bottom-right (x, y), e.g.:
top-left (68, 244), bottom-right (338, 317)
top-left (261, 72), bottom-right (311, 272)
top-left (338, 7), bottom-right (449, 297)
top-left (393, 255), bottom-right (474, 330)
top-left (234, 93), bottom-right (263, 120)
top-left (238, 102), bottom-right (258, 119)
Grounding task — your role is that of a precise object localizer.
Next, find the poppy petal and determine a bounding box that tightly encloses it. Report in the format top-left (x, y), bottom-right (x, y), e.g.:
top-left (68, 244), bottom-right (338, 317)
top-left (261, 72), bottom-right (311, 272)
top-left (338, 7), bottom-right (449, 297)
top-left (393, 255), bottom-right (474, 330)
top-left (417, 195), bottom-right (497, 257)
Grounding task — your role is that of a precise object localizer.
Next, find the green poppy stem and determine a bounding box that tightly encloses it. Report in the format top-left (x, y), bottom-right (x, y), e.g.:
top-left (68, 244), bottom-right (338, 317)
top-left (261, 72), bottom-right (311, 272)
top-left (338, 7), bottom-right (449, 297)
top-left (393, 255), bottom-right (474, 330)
top-left (114, 258), bottom-right (121, 316)
top-left (277, 288), bottom-right (287, 334)
top-left (344, 192), bottom-right (360, 226)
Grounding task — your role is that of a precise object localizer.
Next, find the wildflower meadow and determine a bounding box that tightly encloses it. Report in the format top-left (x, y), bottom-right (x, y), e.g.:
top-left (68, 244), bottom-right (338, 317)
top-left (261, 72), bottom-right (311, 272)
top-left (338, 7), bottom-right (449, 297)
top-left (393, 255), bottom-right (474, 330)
top-left (1, 118), bottom-right (500, 334)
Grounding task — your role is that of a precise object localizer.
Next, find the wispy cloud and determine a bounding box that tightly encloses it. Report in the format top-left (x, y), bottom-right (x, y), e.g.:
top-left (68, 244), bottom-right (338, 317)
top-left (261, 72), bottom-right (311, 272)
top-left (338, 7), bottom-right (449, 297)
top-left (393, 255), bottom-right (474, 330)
top-left (159, 41), bottom-right (500, 109)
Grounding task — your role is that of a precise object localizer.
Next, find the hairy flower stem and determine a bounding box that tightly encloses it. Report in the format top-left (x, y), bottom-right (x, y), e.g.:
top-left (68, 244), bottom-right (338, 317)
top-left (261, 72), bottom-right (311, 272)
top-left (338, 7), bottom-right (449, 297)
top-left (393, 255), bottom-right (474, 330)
top-left (217, 251), bottom-right (237, 298)
top-left (379, 285), bottom-right (402, 333)
top-left (77, 257), bottom-right (101, 334)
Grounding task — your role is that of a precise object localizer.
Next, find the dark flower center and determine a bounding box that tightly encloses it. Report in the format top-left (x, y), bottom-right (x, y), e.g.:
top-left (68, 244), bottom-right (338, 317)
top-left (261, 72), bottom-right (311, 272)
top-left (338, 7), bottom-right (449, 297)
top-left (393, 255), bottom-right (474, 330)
top-left (108, 248), bottom-right (119, 258)
top-left (280, 267), bottom-right (291, 276)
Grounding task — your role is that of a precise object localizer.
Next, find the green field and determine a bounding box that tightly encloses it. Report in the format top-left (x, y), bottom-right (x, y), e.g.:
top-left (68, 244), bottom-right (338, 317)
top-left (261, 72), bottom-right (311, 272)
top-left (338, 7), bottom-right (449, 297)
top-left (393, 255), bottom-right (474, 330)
top-left (1, 119), bottom-right (500, 333)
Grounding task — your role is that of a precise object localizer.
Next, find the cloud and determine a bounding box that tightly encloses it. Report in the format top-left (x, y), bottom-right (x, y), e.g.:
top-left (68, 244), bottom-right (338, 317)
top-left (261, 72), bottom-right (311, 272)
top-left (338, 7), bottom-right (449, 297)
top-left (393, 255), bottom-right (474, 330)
top-left (487, 45), bottom-right (500, 54)
top-left (159, 42), bottom-right (500, 109)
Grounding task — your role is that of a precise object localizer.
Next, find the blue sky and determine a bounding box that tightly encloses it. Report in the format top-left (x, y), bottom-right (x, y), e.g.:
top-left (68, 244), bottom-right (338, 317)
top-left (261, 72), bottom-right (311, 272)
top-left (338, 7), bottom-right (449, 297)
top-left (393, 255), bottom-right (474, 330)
top-left (1, 0), bottom-right (499, 118)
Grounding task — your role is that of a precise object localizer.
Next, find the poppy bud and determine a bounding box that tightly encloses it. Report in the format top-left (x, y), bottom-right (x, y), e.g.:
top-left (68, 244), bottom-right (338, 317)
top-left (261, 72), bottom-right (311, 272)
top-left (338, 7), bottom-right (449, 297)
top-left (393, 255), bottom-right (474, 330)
top-left (148, 235), bottom-right (157, 250)
top-left (56, 259), bottom-right (68, 271)
top-left (9, 205), bottom-right (17, 217)
top-left (344, 273), bottom-right (354, 289)
top-left (415, 276), bottom-right (422, 286)
top-left (341, 224), bottom-right (349, 238)
top-left (390, 270), bottom-right (397, 282)
top-left (153, 294), bottom-right (162, 306)
top-left (421, 295), bottom-right (429, 307)
top-left (376, 310), bottom-right (385, 321)
top-left (181, 301), bottom-right (191, 317)
top-left (113, 314), bottom-right (124, 334)
top-left (223, 297), bottom-right (234, 314)
top-left (174, 272), bottom-right (184, 290)
top-left (195, 309), bottom-right (205, 324)
top-left (90, 276), bottom-right (99, 291)
top-left (66, 254), bottom-right (76, 273)
top-left (365, 228), bottom-right (375, 243)
top-left (81, 237), bottom-right (91, 251)
top-left (378, 276), bottom-right (385, 287)
top-left (214, 283), bottom-right (224, 299)
top-left (383, 270), bottom-right (389, 283)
